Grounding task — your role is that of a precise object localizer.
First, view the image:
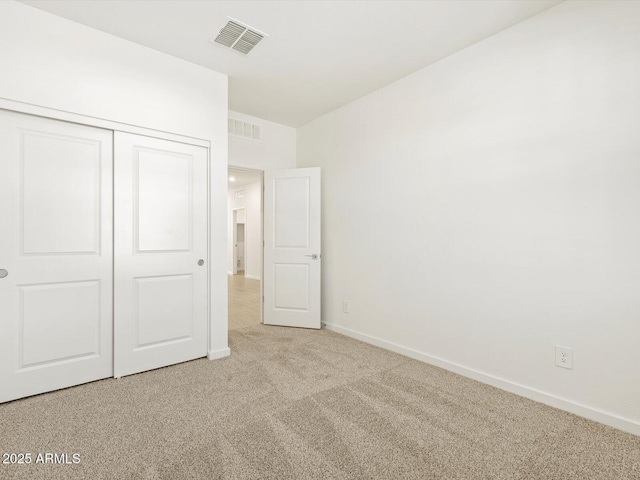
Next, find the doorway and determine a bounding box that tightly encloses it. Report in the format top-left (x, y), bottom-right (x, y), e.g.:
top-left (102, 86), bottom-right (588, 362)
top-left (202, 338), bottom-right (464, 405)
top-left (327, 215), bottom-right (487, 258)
top-left (227, 166), bottom-right (322, 332)
top-left (232, 209), bottom-right (246, 275)
top-left (227, 167), bottom-right (263, 331)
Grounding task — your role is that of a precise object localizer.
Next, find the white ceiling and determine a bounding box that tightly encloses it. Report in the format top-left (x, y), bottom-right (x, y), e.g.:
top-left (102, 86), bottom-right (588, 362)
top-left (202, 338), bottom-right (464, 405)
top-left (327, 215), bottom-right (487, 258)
top-left (228, 168), bottom-right (261, 190)
top-left (21, 0), bottom-right (562, 127)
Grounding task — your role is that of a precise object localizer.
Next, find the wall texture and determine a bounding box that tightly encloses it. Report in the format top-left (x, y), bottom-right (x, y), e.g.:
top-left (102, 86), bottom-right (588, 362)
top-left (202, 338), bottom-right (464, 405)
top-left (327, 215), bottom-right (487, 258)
top-left (298, 0), bottom-right (640, 434)
top-left (0, 1), bottom-right (229, 357)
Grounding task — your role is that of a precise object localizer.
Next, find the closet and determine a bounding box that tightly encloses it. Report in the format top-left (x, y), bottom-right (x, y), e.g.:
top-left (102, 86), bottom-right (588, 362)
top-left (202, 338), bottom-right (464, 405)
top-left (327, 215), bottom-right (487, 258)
top-left (0, 109), bottom-right (209, 402)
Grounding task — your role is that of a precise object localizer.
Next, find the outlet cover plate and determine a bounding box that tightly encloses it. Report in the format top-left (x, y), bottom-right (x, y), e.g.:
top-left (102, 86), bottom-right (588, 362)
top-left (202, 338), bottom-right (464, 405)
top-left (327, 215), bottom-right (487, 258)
top-left (555, 345), bottom-right (573, 370)
top-left (343, 301), bottom-right (350, 314)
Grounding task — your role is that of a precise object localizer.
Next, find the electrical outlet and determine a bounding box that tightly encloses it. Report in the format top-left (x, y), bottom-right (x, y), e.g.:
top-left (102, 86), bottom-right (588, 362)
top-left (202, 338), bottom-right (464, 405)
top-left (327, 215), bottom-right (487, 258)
top-left (555, 346), bottom-right (573, 370)
top-left (343, 300), bottom-right (350, 313)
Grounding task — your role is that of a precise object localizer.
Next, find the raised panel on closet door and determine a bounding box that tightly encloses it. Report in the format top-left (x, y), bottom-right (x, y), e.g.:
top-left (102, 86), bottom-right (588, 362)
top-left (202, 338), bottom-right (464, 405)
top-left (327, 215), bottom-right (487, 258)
top-left (114, 132), bottom-right (208, 378)
top-left (0, 109), bottom-right (113, 403)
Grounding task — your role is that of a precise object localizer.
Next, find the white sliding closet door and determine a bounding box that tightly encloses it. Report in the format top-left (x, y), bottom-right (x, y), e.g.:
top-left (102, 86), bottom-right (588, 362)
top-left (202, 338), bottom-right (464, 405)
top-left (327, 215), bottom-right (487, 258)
top-left (114, 132), bottom-right (208, 378)
top-left (0, 110), bottom-right (113, 403)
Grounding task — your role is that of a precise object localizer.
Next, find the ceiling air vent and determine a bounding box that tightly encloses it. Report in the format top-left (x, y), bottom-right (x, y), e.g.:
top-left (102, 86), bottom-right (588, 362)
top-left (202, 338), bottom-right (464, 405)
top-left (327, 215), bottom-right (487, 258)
top-left (229, 118), bottom-right (261, 142)
top-left (212, 18), bottom-right (266, 55)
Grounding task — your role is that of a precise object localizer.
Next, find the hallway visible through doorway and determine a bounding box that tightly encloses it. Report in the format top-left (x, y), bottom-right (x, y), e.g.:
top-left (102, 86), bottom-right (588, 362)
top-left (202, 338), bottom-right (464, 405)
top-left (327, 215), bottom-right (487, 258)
top-left (228, 273), bottom-right (261, 330)
top-left (228, 167), bottom-right (263, 332)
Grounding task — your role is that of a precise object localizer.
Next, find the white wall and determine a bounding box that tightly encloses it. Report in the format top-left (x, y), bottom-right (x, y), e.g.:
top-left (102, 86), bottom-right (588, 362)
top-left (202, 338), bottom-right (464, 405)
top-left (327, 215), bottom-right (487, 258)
top-left (228, 182), bottom-right (262, 280)
top-left (0, 1), bottom-right (230, 357)
top-left (298, 0), bottom-right (640, 434)
top-left (229, 110), bottom-right (296, 170)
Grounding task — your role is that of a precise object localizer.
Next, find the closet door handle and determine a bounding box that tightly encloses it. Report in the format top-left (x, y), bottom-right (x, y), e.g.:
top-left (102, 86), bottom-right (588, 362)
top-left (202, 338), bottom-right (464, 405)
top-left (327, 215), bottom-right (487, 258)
top-left (197, 259), bottom-right (205, 266)
top-left (305, 254), bottom-right (319, 260)
top-left (0, 269), bottom-right (7, 278)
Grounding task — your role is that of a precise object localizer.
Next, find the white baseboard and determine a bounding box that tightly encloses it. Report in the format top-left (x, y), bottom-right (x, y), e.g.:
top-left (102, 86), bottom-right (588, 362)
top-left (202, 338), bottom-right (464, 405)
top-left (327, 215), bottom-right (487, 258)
top-left (227, 271), bottom-right (260, 281)
top-left (323, 322), bottom-right (640, 437)
top-left (208, 347), bottom-right (231, 360)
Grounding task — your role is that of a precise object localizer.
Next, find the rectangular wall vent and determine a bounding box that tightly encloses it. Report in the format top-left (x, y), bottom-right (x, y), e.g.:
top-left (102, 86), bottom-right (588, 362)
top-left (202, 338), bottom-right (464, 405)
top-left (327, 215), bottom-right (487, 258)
top-left (228, 118), bottom-right (261, 142)
top-left (212, 18), bottom-right (267, 55)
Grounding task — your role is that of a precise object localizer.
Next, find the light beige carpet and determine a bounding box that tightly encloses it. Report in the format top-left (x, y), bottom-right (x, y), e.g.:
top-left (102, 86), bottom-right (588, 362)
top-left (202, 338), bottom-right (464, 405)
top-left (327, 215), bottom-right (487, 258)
top-left (1, 324), bottom-right (639, 479)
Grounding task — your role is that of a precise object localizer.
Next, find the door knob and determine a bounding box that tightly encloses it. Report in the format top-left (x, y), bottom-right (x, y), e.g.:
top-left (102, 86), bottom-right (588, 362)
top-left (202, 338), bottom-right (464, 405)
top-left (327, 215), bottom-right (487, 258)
top-left (305, 254), bottom-right (319, 260)
top-left (198, 259), bottom-right (205, 266)
top-left (0, 269), bottom-right (7, 278)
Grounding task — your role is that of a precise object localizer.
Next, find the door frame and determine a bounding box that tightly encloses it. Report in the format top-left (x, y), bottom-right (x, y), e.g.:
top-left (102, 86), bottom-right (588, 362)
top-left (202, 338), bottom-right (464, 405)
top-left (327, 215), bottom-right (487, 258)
top-left (231, 207), bottom-right (246, 275)
top-left (0, 98), bottom-right (217, 363)
top-left (228, 166), bottom-right (264, 324)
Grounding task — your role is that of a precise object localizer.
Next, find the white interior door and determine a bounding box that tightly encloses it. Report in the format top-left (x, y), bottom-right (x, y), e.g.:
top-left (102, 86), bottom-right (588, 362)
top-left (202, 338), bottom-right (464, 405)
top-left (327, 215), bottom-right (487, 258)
top-left (264, 167), bottom-right (321, 329)
top-left (114, 132), bottom-right (208, 377)
top-left (0, 110), bottom-right (113, 402)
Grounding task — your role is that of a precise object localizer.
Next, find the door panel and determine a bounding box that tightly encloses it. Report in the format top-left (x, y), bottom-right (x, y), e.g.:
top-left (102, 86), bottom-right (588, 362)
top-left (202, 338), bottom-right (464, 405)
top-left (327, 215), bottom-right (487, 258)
top-left (0, 110), bottom-right (113, 403)
top-left (20, 280), bottom-right (102, 367)
top-left (21, 131), bottom-right (102, 254)
top-left (114, 132), bottom-right (208, 377)
top-left (135, 274), bottom-right (193, 348)
top-left (136, 149), bottom-right (193, 252)
top-left (264, 168), bottom-right (321, 329)
top-left (274, 177), bottom-right (310, 248)
top-left (274, 264), bottom-right (310, 310)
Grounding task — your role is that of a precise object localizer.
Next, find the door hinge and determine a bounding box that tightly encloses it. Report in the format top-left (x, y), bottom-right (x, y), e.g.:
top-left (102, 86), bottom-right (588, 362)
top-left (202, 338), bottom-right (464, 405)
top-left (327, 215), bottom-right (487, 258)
top-left (262, 295), bottom-right (264, 303)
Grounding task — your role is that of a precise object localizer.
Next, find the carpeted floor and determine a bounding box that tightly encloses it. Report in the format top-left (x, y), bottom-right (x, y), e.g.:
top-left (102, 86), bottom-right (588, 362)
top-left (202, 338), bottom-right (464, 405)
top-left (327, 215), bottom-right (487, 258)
top-left (1, 324), bottom-right (639, 479)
